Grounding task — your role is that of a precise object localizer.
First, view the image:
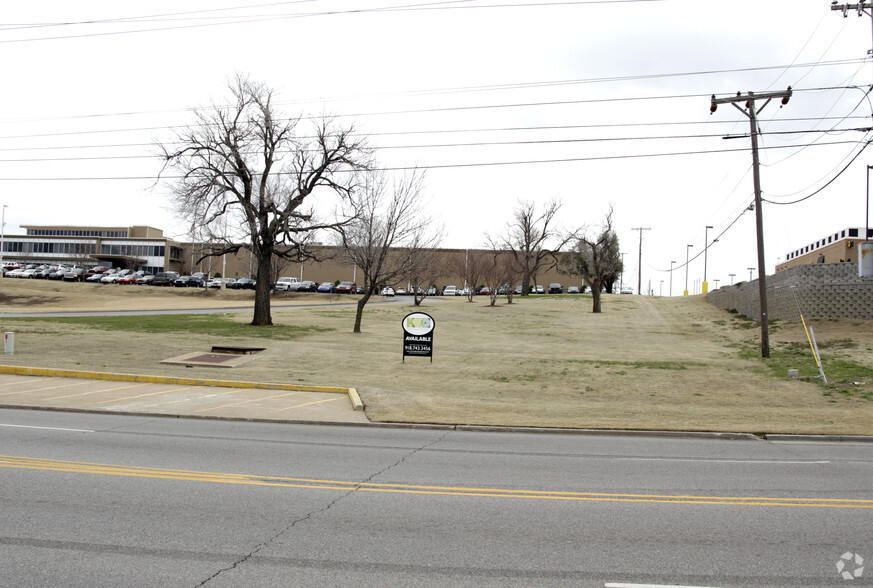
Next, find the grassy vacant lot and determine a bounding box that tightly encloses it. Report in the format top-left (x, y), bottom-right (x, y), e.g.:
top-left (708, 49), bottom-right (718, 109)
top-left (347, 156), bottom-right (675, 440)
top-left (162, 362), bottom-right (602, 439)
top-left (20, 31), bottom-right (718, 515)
top-left (0, 278), bottom-right (871, 434)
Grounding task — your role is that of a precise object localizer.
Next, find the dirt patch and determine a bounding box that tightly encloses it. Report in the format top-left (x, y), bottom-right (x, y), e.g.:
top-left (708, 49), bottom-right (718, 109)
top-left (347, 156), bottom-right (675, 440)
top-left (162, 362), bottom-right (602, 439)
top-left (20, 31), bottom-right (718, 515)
top-left (0, 278), bottom-right (871, 434)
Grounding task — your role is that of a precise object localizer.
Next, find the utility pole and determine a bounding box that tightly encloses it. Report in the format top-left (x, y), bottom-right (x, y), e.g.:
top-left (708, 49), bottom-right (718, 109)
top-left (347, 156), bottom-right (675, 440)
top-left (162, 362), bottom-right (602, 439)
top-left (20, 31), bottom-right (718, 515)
top-left (831, 2), bottom-right (873, 71)
top-left (631, 227), bottom-right (650, 296)
top-left (729, 273), bottom-right (736, 285)
top-left (669, 260), bottom-right (676, 297)
top-left (711, 87), bottom-right (791, 359)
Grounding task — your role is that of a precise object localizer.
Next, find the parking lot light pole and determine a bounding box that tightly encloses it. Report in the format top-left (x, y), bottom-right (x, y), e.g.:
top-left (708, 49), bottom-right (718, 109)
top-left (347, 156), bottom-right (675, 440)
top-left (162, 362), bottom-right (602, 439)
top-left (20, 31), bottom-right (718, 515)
top-left (669, 260), bottom-right (676, 297)
top-left (685, 245), bottom-right (693, 296)
top-left (0, 204), bottom-right (6, 270)
top-left (703, 225), bottom-right (713, 293)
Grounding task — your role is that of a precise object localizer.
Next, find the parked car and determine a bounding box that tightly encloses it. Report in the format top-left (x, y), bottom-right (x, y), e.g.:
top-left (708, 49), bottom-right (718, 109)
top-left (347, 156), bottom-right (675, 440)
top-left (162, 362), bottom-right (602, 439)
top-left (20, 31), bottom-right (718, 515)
top-left (334, 281), bottom-right (357, 294)
top-left (380, 286), bottom-right (394, 297)
top-left (535, 285), bottom-right (545, 294)
top-left (62, 268), bottom-right (85, 282)
top-left (152, 271), bottom-right (180, 286)
top-left (442, 285), bottom-right (457, 296)
top-left (117, 272), bottom-right (141, 285)
top-left (85, 273), bottom-right (104, 283)
top-left (395, 288), bottom-right (408, 296)
top-left (620, 286), bottom-right (633, 294)
top-left (296, 280), bottom-right (318, 292)
top-left (136, 274), bottom-right (155, 285)
top-left (567, 286), bottom-right (580, 294)
top-left (549, 283), bottom-right (562, 294)
top-left (49, 267), bottom-right (68, 280)
top-left (274, 276), bottom-right (300, 292)
top-left (18, 268), bottom-right (39, 278)
top-left (208, 277), bottom-right (235, 289)
top-left (82, 266), bottom-right (108, 280)
top-left (174, 275), bottom-right (205, 287)
top-left (317, 282), bottom-right (336, 293)
top-left (6, 268), bottom-right (25, 278)
top-left (478, 286), bottom-right (491, 296)
top-left (233, 277), bottom-right (256, 290)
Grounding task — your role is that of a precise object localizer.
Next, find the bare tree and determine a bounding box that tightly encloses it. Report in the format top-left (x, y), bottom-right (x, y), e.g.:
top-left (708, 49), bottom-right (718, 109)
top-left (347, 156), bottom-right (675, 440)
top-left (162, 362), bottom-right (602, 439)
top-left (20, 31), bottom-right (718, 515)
top-left (559, 206), bottom-right (622, 313)
top-left (338, 170), bottom-right (442, 333)
top-left (499, 198), bottom-right (572, 297)
top-left (479, 251), bottom-right (519, 306)
top-left (451, 249), bottom-right (487, 302)
top-left (159, 75), bottom-right (370, 326)
top-left (406, 247), bottom-right (448, 307)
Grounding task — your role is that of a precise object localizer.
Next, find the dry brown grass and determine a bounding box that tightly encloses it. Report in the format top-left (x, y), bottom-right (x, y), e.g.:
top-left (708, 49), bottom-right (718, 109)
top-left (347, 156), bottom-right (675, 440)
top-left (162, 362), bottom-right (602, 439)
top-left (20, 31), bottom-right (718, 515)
top-left (1, 278), bottom-right (872, 434)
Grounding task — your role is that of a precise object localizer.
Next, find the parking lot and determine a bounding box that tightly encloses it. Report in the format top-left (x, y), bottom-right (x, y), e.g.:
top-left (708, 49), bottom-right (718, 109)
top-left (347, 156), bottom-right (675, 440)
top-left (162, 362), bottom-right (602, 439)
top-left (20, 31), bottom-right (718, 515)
top-left (0, 373), bottom-right (368, 424)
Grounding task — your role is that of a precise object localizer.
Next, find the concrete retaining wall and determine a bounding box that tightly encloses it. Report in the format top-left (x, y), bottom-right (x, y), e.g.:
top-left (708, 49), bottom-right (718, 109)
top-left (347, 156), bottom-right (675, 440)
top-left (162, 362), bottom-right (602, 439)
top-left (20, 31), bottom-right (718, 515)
top-left (706, 262), bottom-right (873, 321)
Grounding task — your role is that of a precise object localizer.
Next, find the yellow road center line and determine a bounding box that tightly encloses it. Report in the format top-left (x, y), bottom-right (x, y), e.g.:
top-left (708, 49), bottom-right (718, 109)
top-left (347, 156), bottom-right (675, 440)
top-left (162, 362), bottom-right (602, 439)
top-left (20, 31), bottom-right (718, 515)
top-left (1, 455), bottom-right (870, 508)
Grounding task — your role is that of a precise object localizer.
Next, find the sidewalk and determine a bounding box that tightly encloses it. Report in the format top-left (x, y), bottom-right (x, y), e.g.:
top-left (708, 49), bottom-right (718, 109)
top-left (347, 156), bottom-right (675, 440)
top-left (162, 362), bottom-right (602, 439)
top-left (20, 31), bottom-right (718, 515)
top-left (0, 367), bottom-right (369, 425)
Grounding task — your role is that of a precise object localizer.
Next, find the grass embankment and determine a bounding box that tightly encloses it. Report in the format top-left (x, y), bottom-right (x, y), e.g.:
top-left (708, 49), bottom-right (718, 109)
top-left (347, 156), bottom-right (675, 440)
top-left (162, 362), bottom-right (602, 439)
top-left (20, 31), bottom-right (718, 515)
top-left (0, 278), bottom-right (871, 433)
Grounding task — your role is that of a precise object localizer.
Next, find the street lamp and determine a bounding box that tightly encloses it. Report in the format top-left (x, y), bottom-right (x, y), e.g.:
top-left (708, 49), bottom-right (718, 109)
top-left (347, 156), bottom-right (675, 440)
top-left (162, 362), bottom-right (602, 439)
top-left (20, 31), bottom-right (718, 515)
top-left (729, 273), bottom-right (735, 285)
top-left (703, 225), bottom-right (713, 294)
top-left (685, 245), bottom-right (693, 296)
top-left (748, 267), bottom-right (755, 282)
top-left (659, 279), bottom-right (664, 296)
top-left (714, 279), bottom-right (720, 289)
top-left (669, 260), bottom-right (676, 297)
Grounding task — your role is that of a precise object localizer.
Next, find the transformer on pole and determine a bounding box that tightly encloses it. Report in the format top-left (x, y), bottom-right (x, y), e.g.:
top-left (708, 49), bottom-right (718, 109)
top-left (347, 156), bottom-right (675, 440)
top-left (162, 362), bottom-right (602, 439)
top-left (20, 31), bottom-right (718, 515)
top-left (710, 87), bottom-right (793, 358)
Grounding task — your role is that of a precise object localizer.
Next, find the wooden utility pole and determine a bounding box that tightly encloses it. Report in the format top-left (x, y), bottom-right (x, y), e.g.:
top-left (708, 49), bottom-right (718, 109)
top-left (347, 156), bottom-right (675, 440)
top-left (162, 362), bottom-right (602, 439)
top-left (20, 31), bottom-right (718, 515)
top-left (631, 227), bottom-right (650, 295)
top-left (710, 87), bottom-right (792, 358)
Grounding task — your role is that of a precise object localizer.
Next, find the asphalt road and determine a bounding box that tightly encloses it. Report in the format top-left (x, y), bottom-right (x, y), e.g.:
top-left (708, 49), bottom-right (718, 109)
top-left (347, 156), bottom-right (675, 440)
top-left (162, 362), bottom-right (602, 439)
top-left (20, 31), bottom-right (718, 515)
top-left (1, 409), bottom-right (871, 587)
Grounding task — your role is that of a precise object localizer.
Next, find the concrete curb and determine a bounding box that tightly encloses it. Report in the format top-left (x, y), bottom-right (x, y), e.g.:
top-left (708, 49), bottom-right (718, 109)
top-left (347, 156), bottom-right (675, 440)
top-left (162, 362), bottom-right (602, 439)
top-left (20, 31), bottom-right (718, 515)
top-left (0, 365), bottom-right (365, 412)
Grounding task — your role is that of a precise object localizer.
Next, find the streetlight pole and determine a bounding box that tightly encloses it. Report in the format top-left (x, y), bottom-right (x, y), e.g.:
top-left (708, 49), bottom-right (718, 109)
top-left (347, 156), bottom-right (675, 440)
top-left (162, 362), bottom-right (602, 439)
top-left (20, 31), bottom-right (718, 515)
top-left (729, 273), bottom-right (735, 285)
top-left (714, 279), bottom-right (720, 289)
top-left (669, 260), bottom-right (676, 297)
top-left (0, 204), bottom-right (7, 271)
top-left (748, 267), bottom-right (755, 282)
top-left (685, 245), bottom-right (693, 296)
top-left (703, 225), bottom-right (713, 294)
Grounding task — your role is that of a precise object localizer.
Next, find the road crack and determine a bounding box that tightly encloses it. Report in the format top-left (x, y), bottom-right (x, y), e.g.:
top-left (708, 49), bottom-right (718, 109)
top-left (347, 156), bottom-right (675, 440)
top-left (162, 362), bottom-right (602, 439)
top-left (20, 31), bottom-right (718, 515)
top-left (196, 429), bottom-right (452, 586)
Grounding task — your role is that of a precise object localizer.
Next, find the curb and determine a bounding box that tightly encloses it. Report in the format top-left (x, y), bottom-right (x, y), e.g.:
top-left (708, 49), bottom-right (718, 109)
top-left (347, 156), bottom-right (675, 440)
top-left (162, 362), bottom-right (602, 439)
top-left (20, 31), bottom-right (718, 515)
top-left (0, 365), bottom-right (364, 412)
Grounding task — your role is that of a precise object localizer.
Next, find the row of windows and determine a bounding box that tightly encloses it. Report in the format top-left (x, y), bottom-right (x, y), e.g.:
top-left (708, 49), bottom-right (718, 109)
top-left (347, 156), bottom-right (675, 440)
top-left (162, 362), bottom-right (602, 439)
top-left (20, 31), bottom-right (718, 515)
top-left (2, 241), bottom-right (96, 255)
top-left (26, 229), bottom-right (129, 238)
top-left (784, 228), bottom-right (873, 260)
top-left (99, 244), bottom-right (165, 257)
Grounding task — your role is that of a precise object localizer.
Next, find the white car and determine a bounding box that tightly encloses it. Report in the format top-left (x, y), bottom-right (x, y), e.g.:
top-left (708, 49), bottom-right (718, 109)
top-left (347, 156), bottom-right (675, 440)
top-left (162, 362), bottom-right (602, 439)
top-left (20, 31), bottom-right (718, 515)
top-left (381, 287), bottom-right (395, 297)
top-left (620, 286), bottom-right (633, 294)
top-left (443, 285), bottom-right (457, 296)
top-left (275, 276), bottom-right (300, 291)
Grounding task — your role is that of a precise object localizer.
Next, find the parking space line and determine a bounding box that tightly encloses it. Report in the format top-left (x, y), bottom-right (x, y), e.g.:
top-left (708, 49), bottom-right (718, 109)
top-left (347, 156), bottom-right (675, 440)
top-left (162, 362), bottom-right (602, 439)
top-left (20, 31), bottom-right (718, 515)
top-left (44, 382), bottom-right (147, 401)
top-left (0, 377), bottom-right (50, 388)
top-left (276, 396), bottom-right (343, 412)
top-left (0, 379), bottom-right (92, 397)
top-left (189, 390), bottom-right (303, 414)
top-left (90, 386), bottom-right (197, 406)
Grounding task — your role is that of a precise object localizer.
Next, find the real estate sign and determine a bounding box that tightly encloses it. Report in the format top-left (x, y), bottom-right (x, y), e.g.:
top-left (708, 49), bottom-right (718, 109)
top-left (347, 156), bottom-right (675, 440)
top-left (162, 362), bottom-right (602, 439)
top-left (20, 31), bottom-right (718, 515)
top-left (402, 312), bottom-right (435, 362)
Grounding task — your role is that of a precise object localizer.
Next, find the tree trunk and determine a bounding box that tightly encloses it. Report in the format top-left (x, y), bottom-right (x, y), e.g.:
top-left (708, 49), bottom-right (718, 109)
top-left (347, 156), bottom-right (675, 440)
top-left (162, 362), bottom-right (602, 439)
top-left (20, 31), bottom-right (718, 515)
top-left (251, 251), bottom-right (273, 326)
top-left (591, 289), bottom-right (602, 313)
top-left (353, 291), bottom-right (374, 333)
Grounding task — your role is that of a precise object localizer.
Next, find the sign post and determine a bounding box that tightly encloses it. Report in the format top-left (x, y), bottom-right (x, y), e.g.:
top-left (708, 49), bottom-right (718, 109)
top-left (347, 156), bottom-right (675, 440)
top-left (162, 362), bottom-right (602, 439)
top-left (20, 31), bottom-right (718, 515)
top-left (401, 312), bottom-right (435, 363)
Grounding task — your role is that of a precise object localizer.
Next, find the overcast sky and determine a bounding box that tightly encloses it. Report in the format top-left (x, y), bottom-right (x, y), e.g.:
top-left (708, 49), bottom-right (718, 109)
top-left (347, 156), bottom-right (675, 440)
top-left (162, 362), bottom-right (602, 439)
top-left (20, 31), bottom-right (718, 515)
top-left (3, 0), bottom-right (873, 293)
